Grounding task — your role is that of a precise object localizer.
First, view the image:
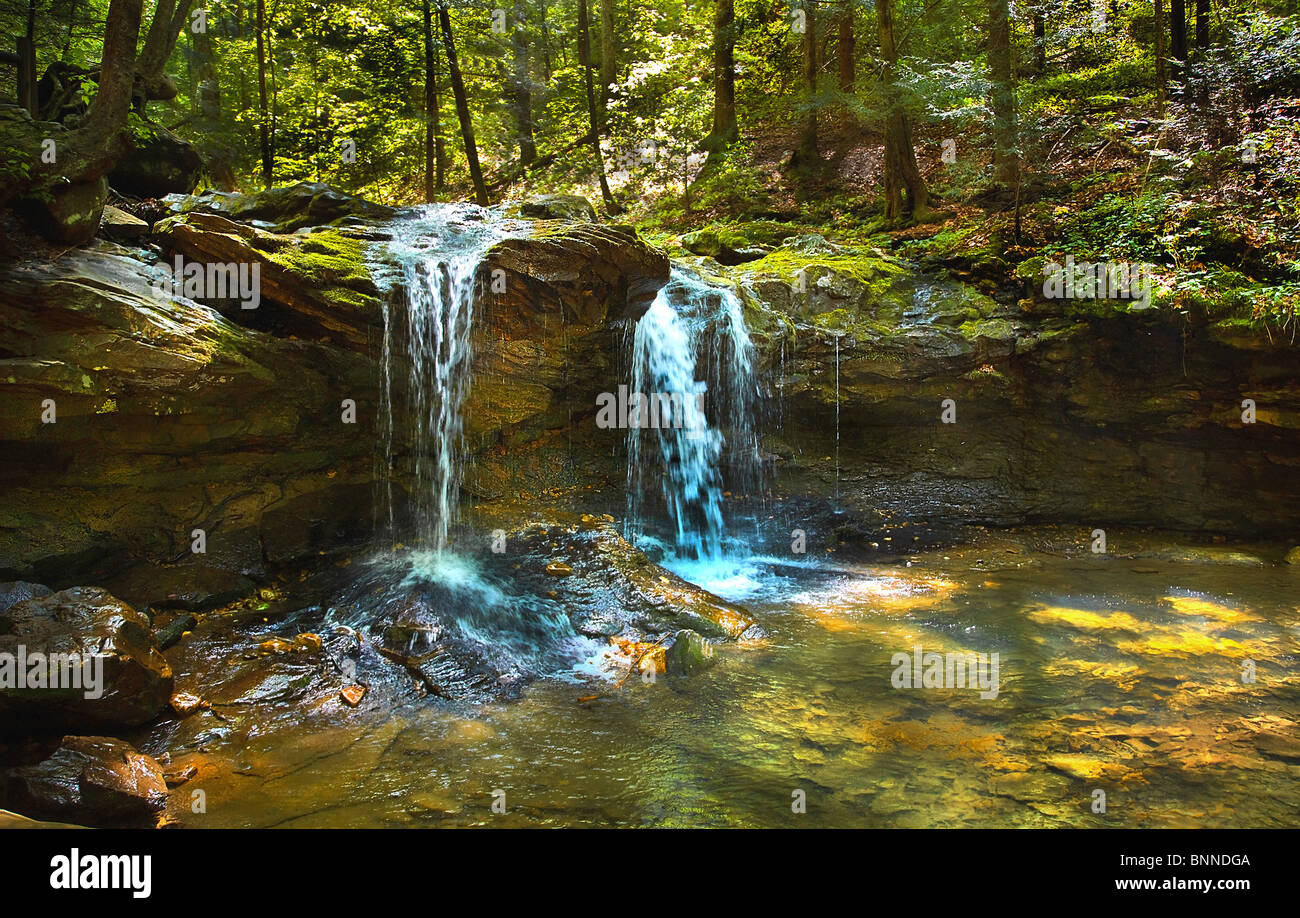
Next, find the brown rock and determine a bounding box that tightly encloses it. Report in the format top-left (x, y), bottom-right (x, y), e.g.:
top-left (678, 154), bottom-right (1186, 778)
top-left (340, 684), bottom-right (366, 706)
top-left (0, 735), bottom-right (167, 827)
top-left (0, 587), bottom-right (174, 732)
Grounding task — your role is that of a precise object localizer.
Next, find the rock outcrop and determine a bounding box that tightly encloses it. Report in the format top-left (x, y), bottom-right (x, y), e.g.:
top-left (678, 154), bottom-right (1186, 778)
top-left (0, 587), bottom-right (173, 732)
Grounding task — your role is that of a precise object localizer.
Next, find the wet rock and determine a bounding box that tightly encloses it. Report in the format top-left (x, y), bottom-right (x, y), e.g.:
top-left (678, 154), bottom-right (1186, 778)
top-left (168, 692), bottom-right (205, 716)
top-left (104, 562), bottom-right (254, 613)
top-left (154, 614), bottom-right (198, 651)
top-left (0, 735), bottom-right (167, 827)
top-left (0, 581), bottom-right (52, 613)
top-left (0, 587), bottom-right (173, 732)
top-left (519, 194), bottom-right (598, 222)
top-left (163, 181), bottom-right (395, 232)
top-left (664, 630), bottom-right (715, 676)
top-left (340, 685), bottom-right (366, 706)
top-left (545, 562), bottom-right (573, 577)
top-left (1284, 546), bottom-right (1300, 564)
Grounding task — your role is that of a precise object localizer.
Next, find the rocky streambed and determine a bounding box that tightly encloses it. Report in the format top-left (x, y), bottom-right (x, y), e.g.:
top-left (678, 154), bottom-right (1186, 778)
top-left (1, 185), bottom-right (1298, 828)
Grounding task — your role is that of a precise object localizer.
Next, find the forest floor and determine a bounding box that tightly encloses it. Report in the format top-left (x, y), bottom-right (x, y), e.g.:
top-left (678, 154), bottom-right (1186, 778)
top-left (628, 84), bottom-right (1300, 331)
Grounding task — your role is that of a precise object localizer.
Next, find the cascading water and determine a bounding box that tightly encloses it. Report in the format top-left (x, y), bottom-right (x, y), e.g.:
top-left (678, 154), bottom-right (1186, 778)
top-left (359, 205), bottom-right (599, 689)
top-left (624, 268), bottom-right (763, 563)
top-left (376, 205), bottom-right (503, 550)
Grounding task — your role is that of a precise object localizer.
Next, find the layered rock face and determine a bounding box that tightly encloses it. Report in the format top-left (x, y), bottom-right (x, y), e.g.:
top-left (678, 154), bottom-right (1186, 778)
top-left (0, 184), bottom-right (668, 583)
top-left (704, 239), bottom-right (1300, 544)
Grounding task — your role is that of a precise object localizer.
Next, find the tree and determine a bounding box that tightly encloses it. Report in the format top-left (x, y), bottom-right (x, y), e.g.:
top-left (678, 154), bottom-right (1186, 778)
top-left (1170, 0), bottom-right (1187, 82)
top-left (987, 0), bottom-right (1019, 197)
top-left (599, 0), bottom-right (615, 107)
top-left (1154, 0), bottom-right (1168, 116)
top-left (438, 1), bottom-right (488, 205)
top-left (1, 0), bottom-right (194, 240)
top-left (421, 0), bottom-right (447, 199)
top-left (789, 0), bottom-right (819, 173)
top-left (577, 0), bottom-right (616, 210)
top-left (700, 0), bottom-right (738, 166)
top-left (506, 0), bottom-right (537, 166)
top-left (876, 0), bottom-right (928, 220)
top-left (256, 0), bottom-right (273, 186)
top-left (837, 1), bottom-right (855, 93)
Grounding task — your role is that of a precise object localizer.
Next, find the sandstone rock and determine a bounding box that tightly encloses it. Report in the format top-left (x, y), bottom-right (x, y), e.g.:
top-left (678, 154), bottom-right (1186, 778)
top-left (0, 587), bottom-right (173, 732)
top-left (0, 735), bottom-right (167, 827)
top-left (163, 181), bottom-right (395, 232)
top-left (99, 204), bottom-right (148, 241)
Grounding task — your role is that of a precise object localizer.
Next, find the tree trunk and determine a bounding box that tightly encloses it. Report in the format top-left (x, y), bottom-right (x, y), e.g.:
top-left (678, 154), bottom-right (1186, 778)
top-left (508, 0), bottom-right (537, 165)
top-left (837, 1), bottom-right (855, 93)
top-left (876, 0), bottom-right (927, 219)
top-left (577, 0), bottom-right (616, 209)
top-left (438, 2), bottom-right (489, 205)
top-left (988, 0), bottom-right (1019, 195)
top-left (701, 0), bottom-right (738, 162)
top-left (1195, 0), bottom-right (1209, 48)
top-left (793, 0), bottom-right (818, 169)
top-left (1170, 0), bottom-right (1187, 82)
top-left (135, 0), bottom-right (193, 107)
top-left (256, 0), bottom-right (273, 186)
top-left (1154, 0), bottom-right (1168, 116)
top-left (421, 0), bottom-right (448, 199)
top-left (599, 0), bottom-right (615, 107)
top-left (1032, 9), bottom-right (1046, 74)
top-left (18, 0), bottom-right (38, 114)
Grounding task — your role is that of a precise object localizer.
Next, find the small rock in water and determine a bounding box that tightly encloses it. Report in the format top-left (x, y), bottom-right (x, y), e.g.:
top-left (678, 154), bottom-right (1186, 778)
top-left (545, 562), bottom-right (573, 577)
top-left (665, 631), bottom-right (715, 676)
top-left (340, 685), bottom-right (367, 707)
top-left (1284, 546), bottom-right (1300, 565)
top-left (169, 692), bottom-right (206, 716)
top-left (294, 632), bottom-right (323, 652)
top-left (258, 637), bottom-right (295, 655)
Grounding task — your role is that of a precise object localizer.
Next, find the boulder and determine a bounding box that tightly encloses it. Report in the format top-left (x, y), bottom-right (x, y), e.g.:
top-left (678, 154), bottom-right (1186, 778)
top-left (163, 181), bottom-right (395, 232)
top-left (0, 587), bottom-right (173, 732)
top-left (519, 194), bottom-right (598, 222)
top-left (0, 735), bottom-right (166, 827)
top-left (0, 581), bottom-right (52, 613)
top-left (99, 204), bottom-right (148, 241)
top-left (107, 122), bottom-right (203, 198)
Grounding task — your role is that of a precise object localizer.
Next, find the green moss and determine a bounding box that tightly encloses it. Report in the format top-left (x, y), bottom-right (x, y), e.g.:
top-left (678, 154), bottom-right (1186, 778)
top-left (265, 229), bottom-right (372, 287)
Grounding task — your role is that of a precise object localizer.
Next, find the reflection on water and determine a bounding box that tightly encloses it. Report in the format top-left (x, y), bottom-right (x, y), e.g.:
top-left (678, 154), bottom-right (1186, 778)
top-left (168, 533), bottom-right (1300, 828)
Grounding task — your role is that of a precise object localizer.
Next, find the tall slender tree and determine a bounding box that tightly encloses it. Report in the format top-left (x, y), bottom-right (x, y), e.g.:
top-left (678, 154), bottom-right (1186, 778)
top-left (577, 0), bottom-right (616, 209)
top-left (438, 1), bottom-right (488, 205)
top-left (256, 0), bottom-right (273, 186)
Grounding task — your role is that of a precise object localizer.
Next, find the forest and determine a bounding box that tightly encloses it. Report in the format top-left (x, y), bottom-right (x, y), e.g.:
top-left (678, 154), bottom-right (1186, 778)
top-left (0, 0), bottom-right (1298, 839)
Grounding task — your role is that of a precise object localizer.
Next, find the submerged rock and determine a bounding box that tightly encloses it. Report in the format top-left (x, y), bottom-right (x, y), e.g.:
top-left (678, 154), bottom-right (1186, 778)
top-left (664, 630), bottom-right (715, 676)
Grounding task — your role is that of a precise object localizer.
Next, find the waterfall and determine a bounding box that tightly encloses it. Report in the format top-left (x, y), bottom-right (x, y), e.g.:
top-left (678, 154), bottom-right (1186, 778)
top-left (625, 268), bottom-right (762, 561)
top-left (375, 205), bottom-right (504, 550)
